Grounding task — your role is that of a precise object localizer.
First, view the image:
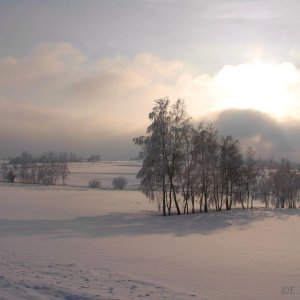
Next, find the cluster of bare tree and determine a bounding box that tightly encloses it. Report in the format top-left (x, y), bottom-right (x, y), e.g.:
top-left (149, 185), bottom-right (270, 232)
top-left (134, 99), bottom-right (300, 216)
top-left (1, 151), bottom-right (70, 185)
top-left (87, 154), bottom-right (101, 162)
top-left (259, 158), bottom-right (300, 209)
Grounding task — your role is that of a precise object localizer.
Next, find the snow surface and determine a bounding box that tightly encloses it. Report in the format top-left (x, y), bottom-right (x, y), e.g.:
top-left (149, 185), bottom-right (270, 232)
top-left (0, 162), bottom-right (300, 299)
top-left (67, 161), bottom-right (141, 189)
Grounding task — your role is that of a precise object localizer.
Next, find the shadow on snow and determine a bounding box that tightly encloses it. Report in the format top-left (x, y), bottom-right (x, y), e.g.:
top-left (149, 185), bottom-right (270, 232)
top-left (0, 208), bottom-right (299, 238)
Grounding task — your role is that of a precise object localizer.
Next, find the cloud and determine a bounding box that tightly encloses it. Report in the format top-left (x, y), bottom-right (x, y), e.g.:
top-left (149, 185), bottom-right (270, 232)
top-left (213, 109), bottom-right (300, 161)
top-left (1, 43), bottom-right (300, 160)
top-left (0, 43), bottom-right (85, 86)
top-left (0, 44), bottom-right (206, 158)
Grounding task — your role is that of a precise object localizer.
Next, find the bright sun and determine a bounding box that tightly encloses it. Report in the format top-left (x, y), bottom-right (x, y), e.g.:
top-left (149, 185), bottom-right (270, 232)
top-left (212, 61), bottom-right (300, 118)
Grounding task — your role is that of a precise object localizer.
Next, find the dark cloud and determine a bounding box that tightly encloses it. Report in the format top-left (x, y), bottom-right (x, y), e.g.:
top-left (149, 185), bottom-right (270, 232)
top-left (213, 109), bottom-right (300, 161)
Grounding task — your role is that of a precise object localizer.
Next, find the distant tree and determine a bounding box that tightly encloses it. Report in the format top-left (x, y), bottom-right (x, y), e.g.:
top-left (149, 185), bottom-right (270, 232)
top-left (59, 161), bottom-right (70, 186)
top-left (4, 151), bottom-right (71, 185)
top-left (1, 163), bottom-right (8, 182)
top-left (89, 179), bottom-right (101, 188)
top-left (6, 169), bottom-right (16, 183)
top-left (88, 154), bottom-right (101, 162)
top-left (271, 158), bottom-right (300, 208)
top-left (112, 176), bottom-right (128, 189)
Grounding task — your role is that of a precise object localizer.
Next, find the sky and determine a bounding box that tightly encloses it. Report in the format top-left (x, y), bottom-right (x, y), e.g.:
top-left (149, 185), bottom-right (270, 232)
top-left (1, 0), bottom-right (300, 160)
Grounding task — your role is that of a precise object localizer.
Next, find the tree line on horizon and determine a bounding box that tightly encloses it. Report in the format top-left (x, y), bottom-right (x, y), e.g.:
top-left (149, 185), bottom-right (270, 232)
top-left (0, 151), bottom-right (127, 188)
top-left (0, 151), bottom-right (99, 185)
top-left (6, 151), bottom-right (102, 164)
top-left (134, 98), bottom-right (300, 216)
top-left (1, 151), bottom-right (71, 185)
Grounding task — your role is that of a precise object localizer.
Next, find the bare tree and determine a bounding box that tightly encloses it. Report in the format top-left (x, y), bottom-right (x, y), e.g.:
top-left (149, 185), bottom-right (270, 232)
top-left (271, 158), bottom-right (292, 208)
top-left (4, 151), bottom-right (70, 186)
top-left (59, 161), bottom-right (70, 186)
top-left (242, 147), bottom-right (259, 209)
top-left (134, 98), bottom-right (190, 215)
top-left (1, 163), bottom-right (8, 182)
top-left (192, 124), bottom-right (219, 212)
top-left (112, 176), bottom-right (128, 190)
top-left (134, 97), bottom-right (300, 215)
top-left (134, 99), bottom-right (170, 215)
top-left (89, 179), bottom-right (101, 188)
top-left (164, 99), bottom-right (191, 215)
top-left (176, 121), bottom-right (196, 214)
top-left (220, 136), bottom-right (242, 210)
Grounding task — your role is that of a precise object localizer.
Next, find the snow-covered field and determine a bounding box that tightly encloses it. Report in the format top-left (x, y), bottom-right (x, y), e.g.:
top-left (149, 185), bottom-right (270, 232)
top-left (67, 161), bottom-right (141, 189)
top-left (0, 162), bottom-right (299, 299)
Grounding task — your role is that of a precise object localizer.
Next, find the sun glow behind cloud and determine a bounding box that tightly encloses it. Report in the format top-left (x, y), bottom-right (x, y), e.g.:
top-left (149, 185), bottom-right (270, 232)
top-left (1, 43), bottom-right (300, 158)
top-left (211, 62), bottom-right (300, 118)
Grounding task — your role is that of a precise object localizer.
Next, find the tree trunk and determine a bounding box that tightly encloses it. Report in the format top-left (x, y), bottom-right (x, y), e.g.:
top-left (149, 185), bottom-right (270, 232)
top-left (168, 185), bottom-right (172, 215)
top-left (204, 193), bottom-right (208, 213)
top-left (162, 179), bottom-right (166, 216)
top-left (200, 192), bottom-right (203, 213)
top-left (191, 193), bottom-right (195, 213)
top-left (171, 182), bottom-right (181, 215)
top-left (240, 191), bottom-right (245, 209)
